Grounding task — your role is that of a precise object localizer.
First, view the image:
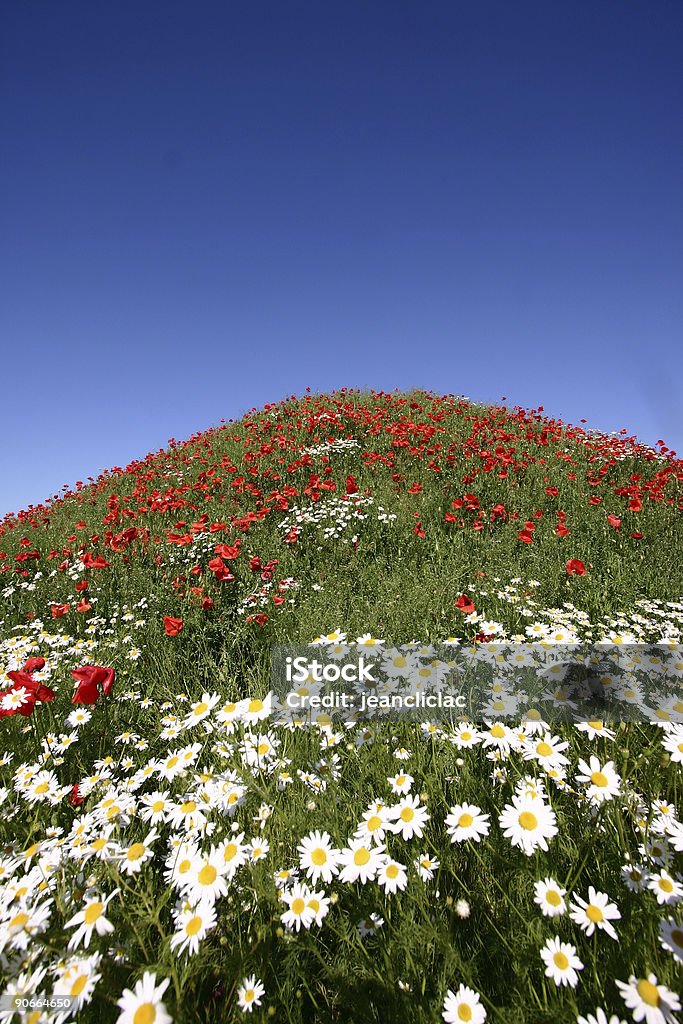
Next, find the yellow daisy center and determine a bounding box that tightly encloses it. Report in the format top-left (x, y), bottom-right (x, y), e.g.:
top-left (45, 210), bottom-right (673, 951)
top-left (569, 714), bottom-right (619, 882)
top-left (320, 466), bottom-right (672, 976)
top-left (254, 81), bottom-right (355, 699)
top-left (84, 902), bottom-right (103, 925)
top-left (133, 1004), bottom-right (156, 1024)
top-left (185, 915), bottom-right (202, 936)
top-left (70, 974), bottom-right (88, 996)
top-left (636, 980), bottom-right (660, 1007)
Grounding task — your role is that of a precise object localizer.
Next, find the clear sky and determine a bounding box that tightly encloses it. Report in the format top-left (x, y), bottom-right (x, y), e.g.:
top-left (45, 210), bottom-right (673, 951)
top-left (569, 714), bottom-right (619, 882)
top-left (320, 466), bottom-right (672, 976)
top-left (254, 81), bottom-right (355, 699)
top-left (2, 1), bottom-right (681, 515)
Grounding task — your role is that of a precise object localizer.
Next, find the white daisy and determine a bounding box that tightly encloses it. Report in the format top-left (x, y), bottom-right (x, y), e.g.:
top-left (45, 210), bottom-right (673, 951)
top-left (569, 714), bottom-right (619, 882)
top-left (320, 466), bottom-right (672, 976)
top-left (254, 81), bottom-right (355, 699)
top-left (116, 971), bottom-right (172, 1024)
top-left (569, 886), bottom-right (621, 940)
top-left (499, 794), bottom-right (558, 855)
top-left (237, 975), bottom-right (265, 1013)
top-left (442, 984), bottom-right (487, 1023)
top-left (388, 795), bottom-right (430, 840)
top-left (170, 900), bottom-right (217, 957)
top-left (65, 889), bottom-right (119, 950)
top-left (297, 830), bottom-right (340, 884)
top-left (445, 802), bottom-right (490, 844)
top-left (377, 858), bottom-right (408, 895)
top-left (616, 973), bottom-right (681, 1024)
top-left (533, 877), bottom-right (567, 918)
top-left (540, 936), bottom-right (583, 988)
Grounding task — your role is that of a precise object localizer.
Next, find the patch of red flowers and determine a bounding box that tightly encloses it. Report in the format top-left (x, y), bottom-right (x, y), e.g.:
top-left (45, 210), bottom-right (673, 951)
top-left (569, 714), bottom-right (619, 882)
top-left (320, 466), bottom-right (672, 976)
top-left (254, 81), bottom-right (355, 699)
top-left (1, 657), bottom-right (55, 718)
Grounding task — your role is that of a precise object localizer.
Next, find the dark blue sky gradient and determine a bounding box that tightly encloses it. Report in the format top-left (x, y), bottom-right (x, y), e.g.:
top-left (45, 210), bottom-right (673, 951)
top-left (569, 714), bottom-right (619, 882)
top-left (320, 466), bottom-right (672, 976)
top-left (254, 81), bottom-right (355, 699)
top-left (2, 1), bottom-right (682, 513)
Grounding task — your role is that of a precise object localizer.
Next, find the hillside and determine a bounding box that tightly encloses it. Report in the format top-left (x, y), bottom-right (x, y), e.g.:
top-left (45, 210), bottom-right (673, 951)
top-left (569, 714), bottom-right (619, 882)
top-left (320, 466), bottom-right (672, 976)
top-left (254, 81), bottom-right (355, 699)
top-left (1, 390), bottom-right (682, 1024)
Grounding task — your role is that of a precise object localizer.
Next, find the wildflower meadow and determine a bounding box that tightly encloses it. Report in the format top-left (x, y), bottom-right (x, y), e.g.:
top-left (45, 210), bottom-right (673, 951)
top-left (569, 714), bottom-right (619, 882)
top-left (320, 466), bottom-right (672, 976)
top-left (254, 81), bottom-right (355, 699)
top-left (0, 389), bottom-right (681, 1024)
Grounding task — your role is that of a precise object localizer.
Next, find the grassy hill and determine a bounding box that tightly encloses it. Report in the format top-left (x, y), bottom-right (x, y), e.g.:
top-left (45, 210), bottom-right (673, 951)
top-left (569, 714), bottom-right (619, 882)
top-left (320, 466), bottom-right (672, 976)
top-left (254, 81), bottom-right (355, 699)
top-left (1, 390), bottom-right (682, 1023)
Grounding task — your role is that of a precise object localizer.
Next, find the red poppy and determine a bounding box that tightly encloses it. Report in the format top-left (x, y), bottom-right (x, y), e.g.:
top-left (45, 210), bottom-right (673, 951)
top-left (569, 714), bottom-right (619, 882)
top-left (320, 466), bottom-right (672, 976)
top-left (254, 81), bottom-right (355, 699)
top-left (69, 784), bottom-right (84, 807)
top-left (455, 594), bottom-right (476, 614)
top-left (50, 603), bottom-right (70, 618)
top-left (566, 559), bottom-right (587, 576)
top-left (80, 552), bottom-right (110, 569)
top-left (71, 665), bottom-right (115, 704)
top-left (214, 542), bottom-right (240, 559)
top-left (164, 616), bottom-right (184, 636)
top-left (208, 557), bottom-right (234, 582)
top-left (22, 657), bottom-right (46, 674)
top-left (607, 514), bottom-right (622, 530)
top-left (71, 680), bottom-right (99, 704)
top-left (345, 475), bottom-right (359, 495)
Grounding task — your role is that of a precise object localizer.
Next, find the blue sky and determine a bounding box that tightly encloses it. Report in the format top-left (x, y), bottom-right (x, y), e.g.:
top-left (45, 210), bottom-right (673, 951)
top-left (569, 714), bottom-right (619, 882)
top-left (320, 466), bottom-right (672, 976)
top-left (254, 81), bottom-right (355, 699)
top-left (2, 0), bottom-right (681, 514)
